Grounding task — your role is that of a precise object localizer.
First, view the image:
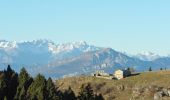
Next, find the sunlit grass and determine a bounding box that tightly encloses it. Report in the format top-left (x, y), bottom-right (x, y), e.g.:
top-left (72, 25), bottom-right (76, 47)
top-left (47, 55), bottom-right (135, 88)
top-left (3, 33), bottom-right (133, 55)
top-left (56, 70), bottom-right (170, 100)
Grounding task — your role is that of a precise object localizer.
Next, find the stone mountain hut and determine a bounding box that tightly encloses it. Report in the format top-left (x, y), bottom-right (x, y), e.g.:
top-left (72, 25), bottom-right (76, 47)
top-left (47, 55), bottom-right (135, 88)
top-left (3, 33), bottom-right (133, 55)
top-left (114, 69), bottom-right (131, 80)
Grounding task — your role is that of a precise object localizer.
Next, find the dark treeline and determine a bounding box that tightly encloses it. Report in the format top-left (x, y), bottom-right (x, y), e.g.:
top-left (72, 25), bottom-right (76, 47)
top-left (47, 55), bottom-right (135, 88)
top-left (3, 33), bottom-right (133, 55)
top-left (0, 65), bottom-right (104, 100)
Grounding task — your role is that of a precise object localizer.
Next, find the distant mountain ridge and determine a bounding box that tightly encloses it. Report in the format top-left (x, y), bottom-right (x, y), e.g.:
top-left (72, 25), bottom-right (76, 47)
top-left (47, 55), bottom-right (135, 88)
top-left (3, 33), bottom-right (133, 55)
top-left (0, 39), bottom-right (100, 64)
top-left (0, 39), bottom-right (170, 78)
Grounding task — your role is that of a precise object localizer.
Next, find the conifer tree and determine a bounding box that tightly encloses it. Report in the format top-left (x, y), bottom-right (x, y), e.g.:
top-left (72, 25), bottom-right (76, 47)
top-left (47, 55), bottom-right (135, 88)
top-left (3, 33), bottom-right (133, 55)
top-left (27, 74), bottom-right (47, 100)
top-left (0, 65), bottom-right (104, 100)
top-left (57, 89), bottom-right (65, 100)
top-left (127, 67), bottom-right (130, 71)
top-left (160, 68), bottom-right (163, 70)
top-left (0, 73), bottom-right (7, 100)
top-left (149, 67), bottom-right (152, 71)
top-left (4, 65), bottom-right (18, 100)
top-left (63, 86), bottom-right (76, 100)
top-left (15, 68), bottom-right (33, 100)
top-left (78, 83), bottom-right (95, 100)
top-left (46, 77), bottom-right (59, 100)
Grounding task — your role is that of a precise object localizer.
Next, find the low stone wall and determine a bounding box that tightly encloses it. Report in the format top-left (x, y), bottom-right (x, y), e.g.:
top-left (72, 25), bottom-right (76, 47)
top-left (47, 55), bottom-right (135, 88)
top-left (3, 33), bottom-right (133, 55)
top-left (95, 75), bottom-right (113, 80)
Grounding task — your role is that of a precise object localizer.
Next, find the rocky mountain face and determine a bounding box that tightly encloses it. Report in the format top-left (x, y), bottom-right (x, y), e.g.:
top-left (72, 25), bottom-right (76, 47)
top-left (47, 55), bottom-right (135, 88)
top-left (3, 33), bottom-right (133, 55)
top-left (0, 40), bottom-right (170, 78)
top-left (34, 47), bottom-right (170, 78)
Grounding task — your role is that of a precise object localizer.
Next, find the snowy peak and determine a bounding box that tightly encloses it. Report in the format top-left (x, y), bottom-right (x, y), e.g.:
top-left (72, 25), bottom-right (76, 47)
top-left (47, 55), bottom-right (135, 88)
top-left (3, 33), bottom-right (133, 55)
top-left (0, 40), bottom-right (99, 53)
top-left (19, 39), bottom-right (54, 47)
top-left (135, 51), bottom-right (160, 61)
top-left (49, 41), bottom-right (100, 54)
top-left (0, 40), bottom-right (17, 49)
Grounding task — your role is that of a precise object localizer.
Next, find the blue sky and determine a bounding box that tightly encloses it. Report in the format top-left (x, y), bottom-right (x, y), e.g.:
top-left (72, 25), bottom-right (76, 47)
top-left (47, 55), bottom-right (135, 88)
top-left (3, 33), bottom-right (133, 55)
top-left (0, 0), bottom-right (170, 55)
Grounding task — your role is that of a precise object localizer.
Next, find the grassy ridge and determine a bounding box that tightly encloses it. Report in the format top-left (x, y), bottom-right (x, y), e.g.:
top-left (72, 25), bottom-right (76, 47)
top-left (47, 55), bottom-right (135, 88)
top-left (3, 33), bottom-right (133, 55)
top-left (56, 71), bottom-right (170, 100)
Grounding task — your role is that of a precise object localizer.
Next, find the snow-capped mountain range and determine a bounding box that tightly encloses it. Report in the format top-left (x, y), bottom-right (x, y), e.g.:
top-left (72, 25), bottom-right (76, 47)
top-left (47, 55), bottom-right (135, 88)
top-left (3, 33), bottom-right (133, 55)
top-left (0, 39), bottom-right (99, 55)
top-left (0, 39), bottom-right (99, 64)
top-left (0, 39), bottom-right (170, 78)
